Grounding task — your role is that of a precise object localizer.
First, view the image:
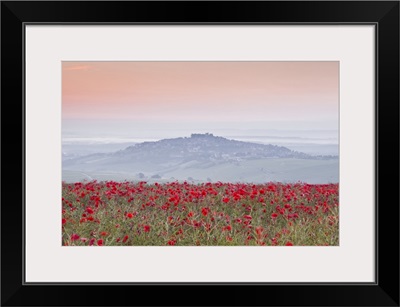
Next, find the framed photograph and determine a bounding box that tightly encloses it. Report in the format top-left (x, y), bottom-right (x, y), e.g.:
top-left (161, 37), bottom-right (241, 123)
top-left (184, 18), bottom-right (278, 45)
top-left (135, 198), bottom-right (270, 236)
top-left (1, 1), bottom-right (399, 306)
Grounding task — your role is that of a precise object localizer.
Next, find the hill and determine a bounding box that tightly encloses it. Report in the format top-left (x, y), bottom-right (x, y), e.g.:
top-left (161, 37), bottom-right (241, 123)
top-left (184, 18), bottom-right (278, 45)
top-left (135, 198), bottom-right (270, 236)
top-left (62, 133), bottom-right (338, 183)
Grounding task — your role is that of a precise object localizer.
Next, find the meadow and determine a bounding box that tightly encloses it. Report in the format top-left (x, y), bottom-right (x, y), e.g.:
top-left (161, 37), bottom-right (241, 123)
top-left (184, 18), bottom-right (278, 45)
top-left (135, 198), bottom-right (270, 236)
top-left (63, 158), bottom-right (339, 184)
top-left (62, 181), bottom-right (339, 246)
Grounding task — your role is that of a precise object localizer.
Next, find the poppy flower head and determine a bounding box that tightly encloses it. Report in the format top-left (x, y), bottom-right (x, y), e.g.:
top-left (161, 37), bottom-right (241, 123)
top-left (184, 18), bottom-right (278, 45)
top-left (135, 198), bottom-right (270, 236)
top-left (167, 239), bottom-right (176, 246)
top-left (222, 225), bottom-right (231, 231)
top-left (255, 226), bottom-right (264, 235)
top-left (71, 233), bottom-right (80, 241)
top-left (201, 208), bottom-right (209, 217)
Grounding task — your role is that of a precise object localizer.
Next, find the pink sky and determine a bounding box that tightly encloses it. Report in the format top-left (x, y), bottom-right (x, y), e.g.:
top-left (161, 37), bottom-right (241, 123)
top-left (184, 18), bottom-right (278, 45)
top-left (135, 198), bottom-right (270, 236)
top-left (62, 61), bottom-right (338, 123)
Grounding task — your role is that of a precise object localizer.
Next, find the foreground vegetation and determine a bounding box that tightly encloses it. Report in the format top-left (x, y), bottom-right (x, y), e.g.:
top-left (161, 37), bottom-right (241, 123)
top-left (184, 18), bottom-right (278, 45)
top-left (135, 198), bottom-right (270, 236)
top-left (62, 181), bottom-right (339, 246)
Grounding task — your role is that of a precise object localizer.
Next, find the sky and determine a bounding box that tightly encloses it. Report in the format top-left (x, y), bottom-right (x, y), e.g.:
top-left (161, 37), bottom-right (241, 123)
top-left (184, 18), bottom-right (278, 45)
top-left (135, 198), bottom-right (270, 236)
top-left (62, 61), bottom-right (339, 140)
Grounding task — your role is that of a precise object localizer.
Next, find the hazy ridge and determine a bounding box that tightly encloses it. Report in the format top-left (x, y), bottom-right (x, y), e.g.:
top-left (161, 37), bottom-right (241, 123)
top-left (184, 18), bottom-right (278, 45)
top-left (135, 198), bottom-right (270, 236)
top-left (62, 133), bottom-right (338, 184)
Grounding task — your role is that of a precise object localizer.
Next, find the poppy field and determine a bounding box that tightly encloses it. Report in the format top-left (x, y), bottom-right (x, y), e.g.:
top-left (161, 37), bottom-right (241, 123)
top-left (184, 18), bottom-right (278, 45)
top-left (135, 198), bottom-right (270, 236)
top-left (62, 181), bottom-right (339, 246)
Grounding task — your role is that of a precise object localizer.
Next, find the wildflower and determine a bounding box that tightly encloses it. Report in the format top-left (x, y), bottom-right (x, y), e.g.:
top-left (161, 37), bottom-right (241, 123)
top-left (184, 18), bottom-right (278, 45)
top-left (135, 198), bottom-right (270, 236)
top-left (167, 240), bottom-right (176, 246)
top-left (201, 208), bottom-right (209, 217)
top-left (255, 226), bottom-right (264, 236)
top-left (71, 233), bottom-right (80, 241)
top-left (223, 225), bottom-right (232, 231)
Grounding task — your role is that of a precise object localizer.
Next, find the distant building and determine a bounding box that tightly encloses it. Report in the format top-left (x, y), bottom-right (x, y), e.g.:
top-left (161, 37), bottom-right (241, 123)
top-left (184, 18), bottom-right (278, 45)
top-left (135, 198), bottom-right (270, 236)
top-left (191, 133), bottom-right (214, 138)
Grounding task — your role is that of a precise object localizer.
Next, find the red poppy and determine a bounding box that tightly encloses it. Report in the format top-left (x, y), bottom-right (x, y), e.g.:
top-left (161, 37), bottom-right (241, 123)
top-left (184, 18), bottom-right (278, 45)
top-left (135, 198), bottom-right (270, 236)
top-left (201, 208), bottom-right (208, 217)
top-left (100, 231), bottom-right (108, 237)
top-left (143, 225), bottom-right (151, 232)
top-left (222, 197), bottom-right (230, 203)
top-left (122, 235), bottom-right (129, 243)
top-left (97, 239), bottom-right (103, 246)
top-left (62, 218), bottom-right (66, 225)
top-left (86, 207), bottom-right (94, 214)
top-left (255, 226), bottom-right (264, 235)
top-left (71, 233), bottom-right (80, 241)
top-left (223, 225), bottom-right (232, 231)
top-left (271, 213), bottom-right (278, 219)
top-left (167, 239), bottom-right (176, 246)
top-left (126, 212), bottom-right (133, 219)
top-left (285, 242), bottom-right (293, 246)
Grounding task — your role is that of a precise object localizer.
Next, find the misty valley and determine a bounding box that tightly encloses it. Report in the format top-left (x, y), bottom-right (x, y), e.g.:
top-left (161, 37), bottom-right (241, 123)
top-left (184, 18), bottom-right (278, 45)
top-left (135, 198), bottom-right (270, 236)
top-left (62, 133), bottom-right (338, 184)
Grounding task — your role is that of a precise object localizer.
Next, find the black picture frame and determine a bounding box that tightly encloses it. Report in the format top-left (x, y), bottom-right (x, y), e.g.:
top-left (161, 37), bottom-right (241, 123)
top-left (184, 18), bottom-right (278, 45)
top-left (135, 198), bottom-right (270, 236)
top-left (1, 1), bottom-right (399, 306)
